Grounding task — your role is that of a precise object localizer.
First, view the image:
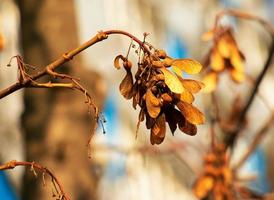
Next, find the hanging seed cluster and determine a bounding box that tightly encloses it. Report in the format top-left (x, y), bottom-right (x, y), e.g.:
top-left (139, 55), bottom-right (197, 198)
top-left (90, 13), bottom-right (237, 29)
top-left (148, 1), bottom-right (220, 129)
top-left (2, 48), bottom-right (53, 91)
top-left (114, 48), bottom-right (205, 145)
top-left (193, 143), bottom-right (234, 200)
top-left (202, 26), bottom-right (245, 93)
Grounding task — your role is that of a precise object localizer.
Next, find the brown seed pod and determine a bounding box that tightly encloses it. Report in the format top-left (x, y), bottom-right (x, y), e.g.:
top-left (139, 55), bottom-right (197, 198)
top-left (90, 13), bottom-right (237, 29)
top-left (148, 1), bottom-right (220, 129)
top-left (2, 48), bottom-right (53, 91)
top-left (152, 60), bottom-right (164, 68)
top-left (161, 93), bottom-right (173, 103)
top-left (157, 50), bottom-right (167, 59)
top-left (123, 60), bottom-right (132, 70)
top-left (119, 70), bottom-right (134, 99)
top-left (145, 88), bottom-right (161, 118)
top-left (150, 113), bottom-right (166, 145)
top-left (178, 119), bottom-right (197, 136)
top-left (115, 46), bottom-right (205, 145)
top-left (176, 101), bottom-right (205, 125)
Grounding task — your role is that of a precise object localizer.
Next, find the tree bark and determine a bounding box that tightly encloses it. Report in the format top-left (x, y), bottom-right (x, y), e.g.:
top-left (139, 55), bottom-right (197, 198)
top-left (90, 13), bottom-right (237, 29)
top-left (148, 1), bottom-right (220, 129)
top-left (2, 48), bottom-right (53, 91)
top-left (18, 0), bottom-right (104, 199)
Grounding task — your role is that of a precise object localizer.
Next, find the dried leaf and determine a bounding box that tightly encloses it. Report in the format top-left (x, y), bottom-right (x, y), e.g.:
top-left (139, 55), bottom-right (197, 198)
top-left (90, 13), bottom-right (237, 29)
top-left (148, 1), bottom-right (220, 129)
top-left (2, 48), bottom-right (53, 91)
top-left (160, 68), bottom-right (184, 94)
top-left (146, 113), bottom-right (155, 129)
top-left (165, 107), bottom-right (181, 134)
top-left (161, 93), bottom-right (173, 103)
top-left (222, 167), bottom-right (233, 185)
top-left (176, 101), bottom-right (205, 125)
top-left (202, 72), bottom-right (218, 93)
top-left (229, 68), bottom-right (244, 83)
top-left (211, 47), bottom-right (225, 71)
top-left (178, 120), bottom-right (197, 135)
top-left (172, 59), bottom-right (202, 74)
top-left (180, 79), bottom-right (204, 93)
top-left (114, 55), bottom-right (125, 69)
top-left (150, 131), bottom-right (165, 145)
top-left (154, 74), bottom-right (165, 81)
top-left (157, 50), bottom-right (167, 59)
top-left (217, 36), bottom-right (232, 58)
top-left (172, 65), bottom-right (183, 77)
top-left (123, 60), bottom-right (132, 70)
top-left (178, 90), bottom-right (194, 104)
top-left (152, 113), bottom-right (166, 137)
top-left (119, 71), bottom-right (134, 99)
top-left (152, 60), bottom-right (164, 68)
top-left (150, 113), bottom-right (166, 145)
top-left (145, 88), bottom-right (161, 118)
top-left (193, 175), bottom-right (214, 199)
top-left (163, 56), bottom-right (174, 67)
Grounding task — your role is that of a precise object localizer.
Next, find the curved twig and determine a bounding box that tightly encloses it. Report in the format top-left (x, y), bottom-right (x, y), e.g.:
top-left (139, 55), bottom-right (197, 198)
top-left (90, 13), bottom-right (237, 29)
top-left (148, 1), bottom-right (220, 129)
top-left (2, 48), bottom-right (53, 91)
top-left (225, 38), bottom-right (274, 147)
top-left (214, 9), bottom-right (274, 35)
top-left (0, 30), bottom-right (151, 100)
top-left (233, 113), bottom-right (274, 171)
top-left (0, 160), bottom-right (70, 200)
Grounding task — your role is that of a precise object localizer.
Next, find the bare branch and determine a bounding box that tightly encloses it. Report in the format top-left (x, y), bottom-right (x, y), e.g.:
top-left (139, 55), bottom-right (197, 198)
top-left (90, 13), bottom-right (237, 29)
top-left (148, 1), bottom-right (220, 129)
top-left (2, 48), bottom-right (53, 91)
top-left (0, 160), bottom-right (70, 200)
top-left (214, 9), bottom-right (274, 35)
top-left (233, 113), bottom-right (274, 171)
top-left (225, 38), bottom-right (274, 147)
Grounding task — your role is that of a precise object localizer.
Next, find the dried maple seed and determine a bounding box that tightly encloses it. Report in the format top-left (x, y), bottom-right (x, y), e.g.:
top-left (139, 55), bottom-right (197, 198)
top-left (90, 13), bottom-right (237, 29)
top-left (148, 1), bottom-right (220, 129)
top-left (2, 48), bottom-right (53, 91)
top-left (114, 44), bottom-right (204, 145)
top-left (152, 60), bottom-right (164, 68)
top-left (161, 93), bottom-right (172, 103)
top-left (172, 59), bottom-right (203, 75)
top-left (119, 70), bottom-right (134, 99)
top-left (114, 55), bottom-right (126, 69)
top-left (202, 26), bottom-right (245, 92)
top-left (160, 68), bottom-right (184, 94)
top-left (150, 113), bottom-right (166, 145)
top-left (176, 101), bottom-right (205, 125)
top-left (193, 176), bottom-right (214, 199)
top-left (155, 74), bottom-right (165, 81)
top-left (157, 50), bottom-right (167, 59)
top-left (163, 56), bottom-right (173, 67)
top-left (145, 88), bottom-right (161, 118)
top-left (193, 143), bottom-right (234, 199)
top-left (123, 60), bottom-right (132, 69)
top-left (178, 120), bottom-right (197, 135)
top-left (180, 79), bottom-right (204, 93)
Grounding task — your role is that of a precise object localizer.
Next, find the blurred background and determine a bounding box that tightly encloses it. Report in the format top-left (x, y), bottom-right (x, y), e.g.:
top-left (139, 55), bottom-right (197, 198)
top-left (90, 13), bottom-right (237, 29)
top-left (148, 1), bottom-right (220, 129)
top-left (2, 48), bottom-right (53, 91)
top-left (0, 0), bottom-right (273, 199)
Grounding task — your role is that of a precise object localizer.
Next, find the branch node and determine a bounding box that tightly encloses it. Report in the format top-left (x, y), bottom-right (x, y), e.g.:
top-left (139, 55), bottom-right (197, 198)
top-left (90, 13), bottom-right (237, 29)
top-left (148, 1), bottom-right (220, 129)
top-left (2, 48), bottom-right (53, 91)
top-left (62, 53), bottom-right (73, 61)
top-left (97, 31), bottom-right (108, 40)
top-left (30, 162), bottom-right (38, 177)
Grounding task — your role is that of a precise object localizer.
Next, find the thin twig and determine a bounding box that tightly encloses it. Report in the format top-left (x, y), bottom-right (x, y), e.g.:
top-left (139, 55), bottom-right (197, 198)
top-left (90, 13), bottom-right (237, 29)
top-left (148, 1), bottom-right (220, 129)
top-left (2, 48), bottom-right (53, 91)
top-left (245, 73), bottom-right (273, 111)
top-left (211, 9), bottom-right (274, 148)
top-left (0, 30), bottom-right (151, 100)
top-left (225, 37), bottom-right (274, 147)
top-left (233, 113), bottom-right (274, 171)
top-left (214, 9), bottom-right (274, 35)
top-left (0, 160), bottom-right (70, 200)
top-left (0, 30), bottom-right (153, 146)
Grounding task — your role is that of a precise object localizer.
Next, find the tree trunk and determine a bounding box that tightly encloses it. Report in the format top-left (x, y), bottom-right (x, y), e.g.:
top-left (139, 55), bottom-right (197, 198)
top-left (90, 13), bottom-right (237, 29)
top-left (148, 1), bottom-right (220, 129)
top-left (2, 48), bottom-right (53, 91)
top-left (18, 0), bottom-right (105, 199)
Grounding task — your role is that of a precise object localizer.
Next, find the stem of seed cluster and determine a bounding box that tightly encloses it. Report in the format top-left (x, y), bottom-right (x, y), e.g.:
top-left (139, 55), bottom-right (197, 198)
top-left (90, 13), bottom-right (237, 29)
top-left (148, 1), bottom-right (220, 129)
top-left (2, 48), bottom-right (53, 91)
top-left (233, 113), bottom-right (274, 171)
top-left (0, 160), bottom-right (70, 200)
top-left (0, 30), bottom-right (151, 99)
top-left (214, 9), bottom-right (274, 35)
top-left (225, 37), bottom-right (274, 147)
